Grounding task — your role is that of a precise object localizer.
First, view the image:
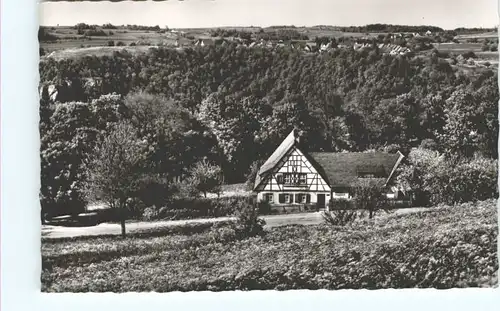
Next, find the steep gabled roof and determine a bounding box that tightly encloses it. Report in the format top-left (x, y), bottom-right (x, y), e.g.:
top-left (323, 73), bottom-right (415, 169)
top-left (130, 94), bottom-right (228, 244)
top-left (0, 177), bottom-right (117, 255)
top-left (253, 130), bottom-right (298, 190)
top-left (308, 151), bottom-right (404, 188)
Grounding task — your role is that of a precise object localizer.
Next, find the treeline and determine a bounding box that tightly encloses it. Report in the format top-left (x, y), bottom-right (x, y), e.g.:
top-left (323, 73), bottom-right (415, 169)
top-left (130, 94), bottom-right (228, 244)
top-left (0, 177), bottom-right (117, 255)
top-left (454, 27), bottom-right (497, 34)
top-left (39, 45), bottom-right (498, 214)
top-left (38, 27), bottom-right (58, 43)
top-left (209, 28), bottom-right (308, 41)
top-left (340, 24), bottom-right (444, 33)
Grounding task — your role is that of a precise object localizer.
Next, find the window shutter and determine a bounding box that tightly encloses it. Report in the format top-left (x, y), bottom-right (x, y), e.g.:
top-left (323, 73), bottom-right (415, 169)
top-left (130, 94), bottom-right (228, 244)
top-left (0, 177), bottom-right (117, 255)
top-left (306, 194), bottom-right (311, 203)
top-left (279, 194), bottom-right (285, 203)
top-left (295, 194), bottom-right (300, 203)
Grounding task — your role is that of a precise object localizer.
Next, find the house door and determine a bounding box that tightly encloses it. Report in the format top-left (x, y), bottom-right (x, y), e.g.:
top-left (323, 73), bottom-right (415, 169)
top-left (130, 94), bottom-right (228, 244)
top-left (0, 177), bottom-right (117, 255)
top-left (317, 194), bottom-right (326, 209)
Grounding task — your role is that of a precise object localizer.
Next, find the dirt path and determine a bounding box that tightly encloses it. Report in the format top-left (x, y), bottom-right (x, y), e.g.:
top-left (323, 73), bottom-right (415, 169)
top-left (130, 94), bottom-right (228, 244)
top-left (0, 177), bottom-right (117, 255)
top-left (41, 207), bottom-right (430, 239)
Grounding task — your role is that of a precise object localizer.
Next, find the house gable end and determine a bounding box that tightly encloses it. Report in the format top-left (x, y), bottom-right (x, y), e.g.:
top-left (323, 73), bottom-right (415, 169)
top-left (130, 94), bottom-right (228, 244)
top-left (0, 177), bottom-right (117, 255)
top-left (255, 146), bottom-right (331, 192)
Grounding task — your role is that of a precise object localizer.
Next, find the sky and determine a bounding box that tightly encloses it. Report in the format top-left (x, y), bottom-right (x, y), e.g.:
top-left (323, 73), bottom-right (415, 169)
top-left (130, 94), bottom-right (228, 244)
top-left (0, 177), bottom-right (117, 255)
top-left (39, 0), bottom-right (498, 30)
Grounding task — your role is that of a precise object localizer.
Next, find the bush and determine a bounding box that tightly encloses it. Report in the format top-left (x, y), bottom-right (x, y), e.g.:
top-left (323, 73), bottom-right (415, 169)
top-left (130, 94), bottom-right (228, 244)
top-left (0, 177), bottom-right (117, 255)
top-left (208, 222), bottom-right (238, 243)
top-left (232, 199), bottom-right (266, 238)
top-left (323, 199), bottom-right (358, 226)
top-left (138, 196), bottom-right (254, 221)
top-left (142, 206), bottom-right (159, 221)
top-left (116, 41), bottom-right (125, 47)
top-left (107, 40), bottom-right (115, 47)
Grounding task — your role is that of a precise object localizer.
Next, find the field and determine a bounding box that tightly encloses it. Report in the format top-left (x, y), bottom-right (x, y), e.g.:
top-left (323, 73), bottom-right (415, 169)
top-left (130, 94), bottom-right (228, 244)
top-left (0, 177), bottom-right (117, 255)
top-left (41, 199), bottom-right (498, 292)
top-left (40, 25), bottom-right (499, 73)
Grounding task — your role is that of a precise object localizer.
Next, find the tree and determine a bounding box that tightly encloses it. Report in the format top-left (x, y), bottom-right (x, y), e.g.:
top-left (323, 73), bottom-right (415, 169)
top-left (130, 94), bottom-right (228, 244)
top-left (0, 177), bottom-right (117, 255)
top-left (438, 88), bottom-right (497, 159)
top-left (352, 179), bottom-right (387, 219)
top-left (83, 122), bottom-right (147, 238)
top-left (185, 160), bottom-right (223, 198)
top-left (125, 91), bottom-right (219, 180)
top-left (244, 159), bottom-right (264, 191)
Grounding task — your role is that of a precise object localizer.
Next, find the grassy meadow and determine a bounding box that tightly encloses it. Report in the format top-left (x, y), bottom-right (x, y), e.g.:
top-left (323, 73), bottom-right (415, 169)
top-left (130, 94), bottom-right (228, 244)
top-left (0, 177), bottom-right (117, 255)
top-left (41, 199), bottom-right (498, 292)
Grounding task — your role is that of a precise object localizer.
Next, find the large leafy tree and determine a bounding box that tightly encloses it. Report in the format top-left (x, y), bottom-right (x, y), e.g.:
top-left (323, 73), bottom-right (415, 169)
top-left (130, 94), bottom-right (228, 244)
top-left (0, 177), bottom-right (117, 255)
top-left (40, 102), bottom-right (97, 217)
top-left (125, 91), bottom-right (219, 180)
top-left (40, 95), bottom-right (125, 218)
top-left (84, 121), bottom-right (147, 238)
top-left (439, 88), bottom-right (498, 159)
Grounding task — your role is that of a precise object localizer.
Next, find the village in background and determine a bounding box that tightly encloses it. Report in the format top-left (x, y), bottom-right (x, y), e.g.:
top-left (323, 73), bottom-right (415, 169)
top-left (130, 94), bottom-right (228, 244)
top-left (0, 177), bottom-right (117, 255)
top-left (39, 23), bottom-right (498, 292)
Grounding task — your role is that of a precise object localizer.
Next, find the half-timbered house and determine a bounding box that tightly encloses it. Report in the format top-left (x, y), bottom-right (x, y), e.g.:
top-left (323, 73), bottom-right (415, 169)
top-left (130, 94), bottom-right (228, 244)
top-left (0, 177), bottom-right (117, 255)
top-left (253, 130), bottom-right (405, 211)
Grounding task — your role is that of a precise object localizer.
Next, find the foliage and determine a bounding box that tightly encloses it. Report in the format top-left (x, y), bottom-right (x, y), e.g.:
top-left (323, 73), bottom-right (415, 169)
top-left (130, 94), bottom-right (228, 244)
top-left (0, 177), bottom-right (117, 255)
top-left (323, 199), bottom-right (358, 226)
top-left (39, 94), bottom-right (127, 217)
top-left (185, 160), bottom-right (223, 198)
top-left (397, 148), bottom-right (498, 206)
top-left (438, 86), bottom-right (498, 159)
top-left (39, 43), bottom-right (498, 213)
top-left (244, 160), bottom-right (264, 190)
top-left (42, 200), bottom-right (497, 292)
top-left (83, 121), bottom-right (148, 237)
top-left (340, 24), bottom-right (444, 33)
top-left (124, 92), bottom-right (219, 181)
top-left (39, 45), bottom-right (498, 166)
top-left (232, 198), bottom-right (266, 238)
top-left (139, 196), bottom-right (256, 221)
top-left (38, 27), bottom-right (57, 42)
top-left (352, 179), bottom-right (388, 219)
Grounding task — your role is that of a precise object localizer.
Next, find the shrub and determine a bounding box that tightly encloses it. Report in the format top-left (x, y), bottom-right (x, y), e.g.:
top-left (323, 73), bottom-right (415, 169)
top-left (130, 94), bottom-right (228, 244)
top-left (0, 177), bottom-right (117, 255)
top-left (142, 206), bottom-right (159, 221)
top-left (323, 199), bottom-right (358, 226)
top-left (461, 51), bottom-right (477, 59)
top-left (233, 199), bottom-right (266, 238)
top-left (116, 41), bottom-right (125, 47)
top-left (322, 209), bottom-right (357, 227)
top-left (107, 40), bottom-right (115, 47)
top-left (137, 196), bottom-right (253, 221)
top-left (208, 222), bottom-right (238, 243)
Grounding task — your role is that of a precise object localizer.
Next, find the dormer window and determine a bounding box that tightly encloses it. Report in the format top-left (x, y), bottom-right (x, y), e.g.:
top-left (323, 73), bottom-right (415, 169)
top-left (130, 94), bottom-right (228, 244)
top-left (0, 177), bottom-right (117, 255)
top-left (356, 165), bottom-right (386, 178)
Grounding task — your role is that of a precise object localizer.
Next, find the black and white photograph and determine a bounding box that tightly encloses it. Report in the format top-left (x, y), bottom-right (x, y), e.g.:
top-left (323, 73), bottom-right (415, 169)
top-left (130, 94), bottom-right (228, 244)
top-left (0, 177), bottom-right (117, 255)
top-left (37, 0), bottom-right (498, 292)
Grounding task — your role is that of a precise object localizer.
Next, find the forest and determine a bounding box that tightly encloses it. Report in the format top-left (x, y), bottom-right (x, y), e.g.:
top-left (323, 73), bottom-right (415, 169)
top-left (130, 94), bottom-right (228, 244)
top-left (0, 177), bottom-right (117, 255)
top-left (39, 44), bottom-right (498, 216)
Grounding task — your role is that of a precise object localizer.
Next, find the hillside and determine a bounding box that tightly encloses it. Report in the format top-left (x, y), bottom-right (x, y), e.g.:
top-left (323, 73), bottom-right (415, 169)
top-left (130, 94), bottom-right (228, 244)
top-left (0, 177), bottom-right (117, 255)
top-left (41, 199), bottom-right (498, 291)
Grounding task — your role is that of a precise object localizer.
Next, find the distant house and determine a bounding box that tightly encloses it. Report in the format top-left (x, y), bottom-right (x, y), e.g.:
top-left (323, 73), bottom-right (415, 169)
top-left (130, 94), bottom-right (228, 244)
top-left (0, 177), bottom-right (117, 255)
top-left (425, 30), bottom-right (432, 36)
top-left (320, 42), bottom-right (332, 52)
top-left (194, 38), bottom-right (214, 47)
top-left (253, 130), bottom-right (405, 211)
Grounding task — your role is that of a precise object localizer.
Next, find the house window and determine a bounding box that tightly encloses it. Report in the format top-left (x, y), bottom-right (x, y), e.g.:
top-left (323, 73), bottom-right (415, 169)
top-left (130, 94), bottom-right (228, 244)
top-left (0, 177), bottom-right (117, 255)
top-left (297, 193), bottom-right (307, 203)
top-left (263, 193), bottom-right (274, 203)
top-left (284, 194), bottom-right (292, 203)
top-left (283, 173), bottom-right (307, 185)
top-left (276, 174), bottom-right (284, 184)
